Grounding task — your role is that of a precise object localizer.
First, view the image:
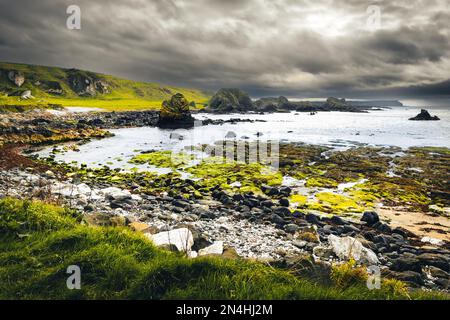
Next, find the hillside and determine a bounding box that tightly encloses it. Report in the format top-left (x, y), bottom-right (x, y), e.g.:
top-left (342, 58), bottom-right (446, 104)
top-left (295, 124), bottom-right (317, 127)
top-left (0, 62), bottom-right (210, 110)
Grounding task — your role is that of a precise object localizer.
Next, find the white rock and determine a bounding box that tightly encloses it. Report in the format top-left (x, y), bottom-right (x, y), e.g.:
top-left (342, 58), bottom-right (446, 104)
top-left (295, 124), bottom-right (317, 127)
top-left (199, 241), bottom-right (224, 256)
top-left (100, 187), bottom-right (132, 200)
top-left (328, 234), bottom-right (379, 265)
top-left (189, 251), bottom-right (198, 258)
top-left (225, 131), bottom-right (237, 139)
top-left (229, 181), bottom-right (242, 188)
top-left (421, 236), bottom-right (443, 246)
top-left (149, 228), bottom-right (194, 253)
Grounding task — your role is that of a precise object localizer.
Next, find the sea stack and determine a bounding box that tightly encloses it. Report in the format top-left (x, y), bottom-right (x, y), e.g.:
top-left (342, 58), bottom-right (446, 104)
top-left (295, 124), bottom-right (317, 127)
top-left (157, 93), bottom-right (195, 129)
top-left (409, 109), bottom-right (440, 121)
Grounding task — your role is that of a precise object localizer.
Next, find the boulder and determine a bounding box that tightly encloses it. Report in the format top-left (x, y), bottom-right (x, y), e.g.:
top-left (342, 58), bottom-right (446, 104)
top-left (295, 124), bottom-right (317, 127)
top-left (409, 109), bottom-right (440, 121)
top-left (100, 187), bottom-right (132, 201)
top-left (361, 211), bottom-right (379, 226)
top-left (20, 90), bottom-right (33, 99)
top-left (225, 131), bottom-right (237, 139)
top-left (328, 234), bottom-right (379, 265)
top-left (148, 228), bottom-right (194, 252)
top-left (198, 241), bottom-right (224, 256)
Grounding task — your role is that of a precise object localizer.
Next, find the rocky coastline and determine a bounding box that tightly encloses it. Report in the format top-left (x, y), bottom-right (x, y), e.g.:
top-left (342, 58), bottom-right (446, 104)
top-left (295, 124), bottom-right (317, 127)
top-left (0, 107), bottom-right (449, 294)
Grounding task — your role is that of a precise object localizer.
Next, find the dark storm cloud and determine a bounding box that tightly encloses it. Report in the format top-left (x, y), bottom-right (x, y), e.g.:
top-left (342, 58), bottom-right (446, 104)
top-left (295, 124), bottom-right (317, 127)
top-left (0, 0), bottom-right (449, 98)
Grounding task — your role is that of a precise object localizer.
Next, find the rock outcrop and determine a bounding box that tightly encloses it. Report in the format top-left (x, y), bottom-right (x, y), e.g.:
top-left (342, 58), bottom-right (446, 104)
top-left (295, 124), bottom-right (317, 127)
top-left (255, 96), bottom-right (289, 112)
top-left (157, 93), bottom-right (195, 129)
top-left (67, 69), bottom-right (110, 96)
top-left (409, 109), bottom-right (440, 121)
top-left (206, 88), bottom-right (255, 113)
top-left (8, 71), bottom-right (25, 87)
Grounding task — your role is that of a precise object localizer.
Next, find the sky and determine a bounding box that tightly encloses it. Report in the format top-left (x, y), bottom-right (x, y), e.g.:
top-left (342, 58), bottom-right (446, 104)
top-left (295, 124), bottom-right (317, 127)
top-left (0, 0), bottom-right (449, 99)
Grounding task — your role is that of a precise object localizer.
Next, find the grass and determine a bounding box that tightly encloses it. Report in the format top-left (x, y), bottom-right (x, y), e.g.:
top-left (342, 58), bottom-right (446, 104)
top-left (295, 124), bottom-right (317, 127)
top-left (0, 198), bottom-right (448, 300)
top-left (0, 62), bottom-right (210, 111)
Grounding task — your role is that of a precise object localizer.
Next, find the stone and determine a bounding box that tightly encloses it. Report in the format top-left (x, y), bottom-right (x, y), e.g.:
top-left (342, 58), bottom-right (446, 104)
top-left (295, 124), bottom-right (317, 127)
top-left (328, 234), bottom-right (379, 265)
top-left (169, 133), bottom-right (184, 140)
top-left (271, 214), bottom-right (286, 226)
top-left (273, 206), bottom-right (291, 217)
top-left (361, 211), bottom-right (379, 226)
top-left (279, 198), bottom-right (290, 207)
top-left (225, 131), bottom-right (237, 139)
top-left (198, 241), bottom-right (224, 256)
top-left (207, 88), bottom-right (254, 113)
top-left (21, 90), bottom-right (33, 99)
top-left (409, 109), bottom-right (440, 121)
top-left (129, 222), bottom-right (152, 233)
top-left (148, 228), bottom-right (194, 253)
top-left (284, 224), bottom-right (300, 234)
top-left (421, 236), bottom-right (443, 246)
top-left (305, 213), bottom-right (321, 225)
top-left (417, 253), bottom-right (450, 271)
top-left (101, 187), bottom-right (132, 201)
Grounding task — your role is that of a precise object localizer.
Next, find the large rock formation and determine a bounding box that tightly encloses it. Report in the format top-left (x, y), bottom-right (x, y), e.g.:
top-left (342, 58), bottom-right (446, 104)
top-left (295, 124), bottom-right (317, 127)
top-left (157, 93), bottom-right (195, 129)
top-left (409, 109), bottom-right (440, 121)
top-left (67, 69), bottom-right (110, 96)
top-left (255, 96), bottom-right (290, 112)
top-left (207, 88), bottom-right (254, 113)
top-left (8, 71), bottom-right (25, 87)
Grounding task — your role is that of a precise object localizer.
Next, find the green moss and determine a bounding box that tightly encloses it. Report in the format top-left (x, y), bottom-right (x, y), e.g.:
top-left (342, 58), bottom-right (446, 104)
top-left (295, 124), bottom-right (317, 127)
top-left (305, 177), bottom-right (338, 188)
top-left (186, 160), bottom-right (283, 193)
top-left (130, 151), bottom-right (194, 169)
top-left (312, 192), bottom-right (365, 214)
top-left (290, 194), bottom-right (308, 206)
top-left (0, 198), bottom-right (446, 300)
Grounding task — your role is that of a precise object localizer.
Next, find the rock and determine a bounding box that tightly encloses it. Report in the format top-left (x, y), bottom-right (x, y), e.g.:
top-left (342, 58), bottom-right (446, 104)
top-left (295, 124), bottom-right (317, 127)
top-left (421, 236), bottom-right (444, 246)
top-left (225, 131), bottom-right (237, 139)
top-left (271, 214), bottom-right (286, 226)
top-left (279, 198), bottom-right (290, 207)
top-left (331, 215), bottom-right (347, 225)
top-left (157, 93), bottom-right (195, 129)
top-left (409, 109), bottom-right (440, 121)
top-left (428, 205), bottom-right (450, 217)
top-left (293, 240), bottom-right (307, 249)
top-left (148, 228), bottom-right (194, 253)
top-left (20, 90), bottom-right (33, 99)
top-left (43, 170), bottom-right (56, 179)
top-left (101, 187), bottom-right (132, 201)
top-left (328, 234), bottom-right (379, 265)
top-left (207, 88), bottom-right (254, 113)
top-left (305, 213), bottom-right (321, 225)
top-left (391, 254), bottom-right (421, 272)
top-left (129, 222), bottom-right (152, 233)
top-left (313, 245), bottom-right (335, 260)
top-left (383, 270), bottom-right (424, 287)
top-left (222, 247), bottom-right (240, 259)
top-left (169, 133), bottom-right (184, 140)
top-left (198, 241), bottom-right (224, 256)
top-left (273, 206), bottom-right (291, 217)
top-left (284, 224), bottom-right (300, 234)
top-left (361, 211), bottom-right (379, 226)
top-left (417, 253), bottom-right (450, 271)
top-left (8, 70), bottom-right (25, 87)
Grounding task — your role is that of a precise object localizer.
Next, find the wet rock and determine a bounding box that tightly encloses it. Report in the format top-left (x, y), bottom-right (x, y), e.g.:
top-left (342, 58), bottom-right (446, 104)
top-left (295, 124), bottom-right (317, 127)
top-left (331, 215), bottom-right (347, 225)
top-left (273, 206), bottom-right (291, 217)
top-left (409, 109), bottom-right (440, 121)
top-left (157, 93), bottom-right (195, 129)
top-left (271, 213), bottom-right (286, 226)
top-left (305, 213), bottom-right (321, 225)
top-left (361, 211), bottom-right (379, 226)
top-left (284, 224), bottom-right (300, 234)
top-left (169, 133), bottom-right (184, 140)
top-left (417, 253), bottom-right (450, 271)
top-left (390, 254), bottom-right (421, 272)
top-left (279, 198), bottom-right (290, 207)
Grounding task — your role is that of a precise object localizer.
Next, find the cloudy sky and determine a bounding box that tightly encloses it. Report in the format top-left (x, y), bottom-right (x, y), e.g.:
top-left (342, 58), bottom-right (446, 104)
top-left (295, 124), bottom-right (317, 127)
top-left (0, 0), bottom-right (449, 98)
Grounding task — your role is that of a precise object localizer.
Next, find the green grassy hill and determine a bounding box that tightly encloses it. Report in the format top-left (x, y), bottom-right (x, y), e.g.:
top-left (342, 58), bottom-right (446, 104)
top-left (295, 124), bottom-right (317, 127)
top-left (0, 62), bottom-right (210, 111)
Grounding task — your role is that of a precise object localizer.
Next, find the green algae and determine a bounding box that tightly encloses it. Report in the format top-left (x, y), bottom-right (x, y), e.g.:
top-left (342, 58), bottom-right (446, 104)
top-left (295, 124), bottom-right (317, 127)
top-left (130, 151), bottom-right (194, 169)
